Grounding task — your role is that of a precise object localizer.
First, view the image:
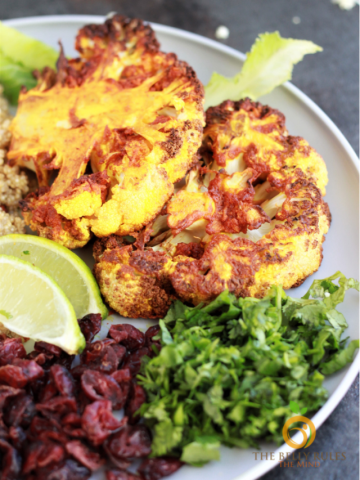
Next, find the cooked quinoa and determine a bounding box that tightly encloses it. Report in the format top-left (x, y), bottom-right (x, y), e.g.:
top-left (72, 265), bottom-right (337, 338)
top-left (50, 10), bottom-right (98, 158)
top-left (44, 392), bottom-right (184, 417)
top-left (0, 86), bottom-right (29, 236)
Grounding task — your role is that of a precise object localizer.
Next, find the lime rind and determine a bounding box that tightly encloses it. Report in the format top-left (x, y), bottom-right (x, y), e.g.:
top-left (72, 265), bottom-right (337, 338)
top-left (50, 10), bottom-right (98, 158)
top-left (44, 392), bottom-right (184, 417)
top-left (0, 234), bottom-right (108, 320)
top-left (0, 254), bottom-right (86, 354)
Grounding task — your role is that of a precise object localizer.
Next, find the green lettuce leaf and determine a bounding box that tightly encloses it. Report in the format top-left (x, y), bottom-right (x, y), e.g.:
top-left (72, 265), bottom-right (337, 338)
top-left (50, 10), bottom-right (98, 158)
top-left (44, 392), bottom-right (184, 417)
top-left (0, 22), bottom-right (58, 104)
top-left (0, 22), bottom-right (58, 71)
top-left (204, 31), bottom-right (322, 109)
top-left (0, 51), bottom-right (37, 104)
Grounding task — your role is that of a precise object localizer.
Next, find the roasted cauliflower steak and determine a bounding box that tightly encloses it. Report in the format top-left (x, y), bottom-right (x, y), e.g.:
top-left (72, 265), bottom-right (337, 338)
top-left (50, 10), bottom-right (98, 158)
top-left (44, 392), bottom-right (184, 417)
top-left (7, 16), bottom-right (204, 248)
top-left (94, 99), bottom-right (331, 319)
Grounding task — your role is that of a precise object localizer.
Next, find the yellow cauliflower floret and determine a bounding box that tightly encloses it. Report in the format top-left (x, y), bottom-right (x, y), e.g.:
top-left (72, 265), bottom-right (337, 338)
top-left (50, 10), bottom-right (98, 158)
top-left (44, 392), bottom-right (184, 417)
top-left (8, 15), bottom-right (204, 249)
top-left (91, 165), bottom-right (173, 237)
top-left (202, 98), bottom-right (328, 195)
top-left (93, 236), bottom-right (175, 319)
top-left (94, 98), bottom-right (331, 318)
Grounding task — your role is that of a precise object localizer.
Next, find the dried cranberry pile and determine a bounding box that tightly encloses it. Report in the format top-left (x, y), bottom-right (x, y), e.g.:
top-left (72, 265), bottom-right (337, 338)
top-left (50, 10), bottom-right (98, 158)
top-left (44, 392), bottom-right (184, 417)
top-left (0, 315), bottom-right (182, 480)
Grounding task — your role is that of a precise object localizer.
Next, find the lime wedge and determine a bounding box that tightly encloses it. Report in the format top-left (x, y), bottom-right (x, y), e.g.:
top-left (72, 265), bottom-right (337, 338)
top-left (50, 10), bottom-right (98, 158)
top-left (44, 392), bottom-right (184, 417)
top-left (0, 254), bottom-right (85, 354)
top-left (0, 234), bottom-right (108, 320)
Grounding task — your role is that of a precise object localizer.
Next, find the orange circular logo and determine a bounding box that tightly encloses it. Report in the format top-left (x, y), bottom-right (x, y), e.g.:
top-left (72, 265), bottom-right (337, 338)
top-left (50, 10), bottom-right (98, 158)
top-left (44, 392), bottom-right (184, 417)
top-left (282, 415), bottom-right (316, 449)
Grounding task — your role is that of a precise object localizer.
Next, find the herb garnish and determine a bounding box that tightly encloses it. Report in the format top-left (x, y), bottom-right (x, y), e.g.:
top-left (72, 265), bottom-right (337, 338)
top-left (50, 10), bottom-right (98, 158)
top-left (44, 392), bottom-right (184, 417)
top-left (138, 272), bottom-right (359, 465)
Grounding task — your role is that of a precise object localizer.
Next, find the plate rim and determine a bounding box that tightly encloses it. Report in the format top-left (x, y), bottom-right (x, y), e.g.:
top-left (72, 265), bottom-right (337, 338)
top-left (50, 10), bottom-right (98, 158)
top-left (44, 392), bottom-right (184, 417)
top-left (3, 14), bottom-right (359, 480)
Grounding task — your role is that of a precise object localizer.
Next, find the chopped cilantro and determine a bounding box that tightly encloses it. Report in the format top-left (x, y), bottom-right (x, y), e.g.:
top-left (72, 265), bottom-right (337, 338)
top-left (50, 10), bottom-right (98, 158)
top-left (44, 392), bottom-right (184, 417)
top-left (23, 250), bottom-right (30, 255)
top-left (138, 272), bottom-right (359, 464)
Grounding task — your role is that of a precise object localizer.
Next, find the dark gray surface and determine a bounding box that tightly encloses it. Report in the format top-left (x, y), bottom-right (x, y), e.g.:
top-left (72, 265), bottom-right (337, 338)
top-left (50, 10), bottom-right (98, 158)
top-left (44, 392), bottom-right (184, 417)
top-left (1, 1), bottom-right (359, 479)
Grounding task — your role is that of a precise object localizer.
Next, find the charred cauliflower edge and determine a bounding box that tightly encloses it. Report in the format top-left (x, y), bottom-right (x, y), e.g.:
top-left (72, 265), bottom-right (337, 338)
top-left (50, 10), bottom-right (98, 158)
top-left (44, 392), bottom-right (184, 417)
top-left (94, 98), bottom-right (331, 319)
top-left (8, 16), bottom-right (205, 248)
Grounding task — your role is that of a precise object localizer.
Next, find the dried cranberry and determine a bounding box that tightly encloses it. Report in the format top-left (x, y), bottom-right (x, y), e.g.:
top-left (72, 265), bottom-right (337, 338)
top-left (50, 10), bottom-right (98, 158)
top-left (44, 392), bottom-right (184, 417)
top-left (71, 365), bottom-right (89, 379)
top-left (0, 439), bottom-right (21, 480)
top-left (125, 383), bottom-right (146, 424)
top-left (66, 440), bottom-right (105, 471)
top-left (36, 396), bottom-right (77, 419)
top-left (0, 386), bottom-right (23, 410)
top-left (76, 390), bottom-right (92, 415)
top-left (35, 459), bottom-right (91, 480)
top-left (111, 369), bottom-right (132, 384)
top-left (122, 347), bottom-right (150, 377)
top-left (5, 394), bottom-right (35, 428)
top-left (27, 351), bottom-right (56, 370)
top-left (0, 418), bottom-right (8, 441)
top-left (0, 338), bottom-right (26, 366)
top-left (34, 341), bottom-right (63, 356)
top-left (106, 470), bottom-right (141, 480)
top-left (30, 415), bottom-right (59, 435)
top-left (8, 426), bottom-right (26, 450)
top-left (111, 344), bottom-right (127, 364)
top-left (50, 364), bottom-right (75, 397)
top-left (138, 457), bottom-right (184, 480)
top-left (80, 341), bottom-right (119, 374)
top-left (103, 452), bottom-right (131, 471)
top-left (81, 400), bottom-right (125, 446)
top-left (81, 370), bottom-right (126, 410)
top-left (81, 339), bottom-right (114, 364)
top-left (0, 364), bottom-right (28, 388)
top-left (62, 413), bottom-right (86, 439)
top-left (78, 313), bottom-right (102, 343)
top-left (0, 359), bottom-right (43, 389)
top-left (37, 378), bottom-right (58, 403)
top-left (34, 342), bottom-right (74, 370)
top-left (145, 325), bottom-right (161, 354)
top-left (22, 441), bottom-right (44, 474)
top-left (104, 424), bottom-right (152, 461)
top-left (36, 441), bottom-right (66, 468)
top-left (108, 324), bottom-right (145, 351)
top-left (56, 352), bottom-right (75, 370)
top-left (13, 358), bottom-right (44, 380)
top-left (29, 416), bottom-right (67, 445)
top-left (111, 369), bottom-right (132, 404)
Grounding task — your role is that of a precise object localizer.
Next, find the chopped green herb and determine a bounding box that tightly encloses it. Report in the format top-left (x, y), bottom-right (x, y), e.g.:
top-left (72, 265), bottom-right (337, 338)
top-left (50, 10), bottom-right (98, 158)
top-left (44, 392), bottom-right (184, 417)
top-left (138, 272), bottom-right (358, 464)
top-left (22, 250), bottom-right (30, 255)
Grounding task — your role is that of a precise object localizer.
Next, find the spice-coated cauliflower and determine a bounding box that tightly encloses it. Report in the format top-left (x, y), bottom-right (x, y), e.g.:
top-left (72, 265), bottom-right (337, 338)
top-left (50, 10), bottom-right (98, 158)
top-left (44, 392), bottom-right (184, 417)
top-left (7, 16), bottom-right (204, 248)
top-left (94, 99), bottom-right (330, 319)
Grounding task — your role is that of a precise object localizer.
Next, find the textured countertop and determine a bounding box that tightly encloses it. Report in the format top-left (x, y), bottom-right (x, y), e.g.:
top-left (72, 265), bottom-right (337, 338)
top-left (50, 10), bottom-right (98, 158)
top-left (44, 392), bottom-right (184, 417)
top-left (1, 0), bottom-right (359, 479)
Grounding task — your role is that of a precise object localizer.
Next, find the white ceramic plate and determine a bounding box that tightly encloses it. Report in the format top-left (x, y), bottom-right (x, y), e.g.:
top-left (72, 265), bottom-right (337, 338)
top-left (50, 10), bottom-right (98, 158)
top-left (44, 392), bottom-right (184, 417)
top-left (4, 15), bottom-right (359, 480)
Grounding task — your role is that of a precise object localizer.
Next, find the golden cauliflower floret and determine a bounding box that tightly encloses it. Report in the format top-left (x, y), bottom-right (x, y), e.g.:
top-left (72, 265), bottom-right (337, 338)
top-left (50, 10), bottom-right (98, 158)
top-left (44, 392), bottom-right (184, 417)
top-left (8, 15), bottom-right (204, 249)
top-left (169, 234), bottom-right (261, 305)
top-left (93, 236), bottom-right (174, 319)
top-left (91, 164), bottom-right (173, 237)
top-left (202, 98), bottom-right (287, 175)
top-left (249, 201), bottom-right (331, 297)
top-left (94, 98), bottom-right (331, 318)
top-left (202, 98), bottom-right (328, 195)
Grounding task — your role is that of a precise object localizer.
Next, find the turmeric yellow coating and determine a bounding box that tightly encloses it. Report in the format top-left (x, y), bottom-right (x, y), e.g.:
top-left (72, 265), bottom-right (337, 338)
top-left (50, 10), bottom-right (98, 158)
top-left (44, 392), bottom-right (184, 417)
top-left (94, 98), bottom-right (331, 319)
top-left (8, 16), bottom-right (204, 248)
top-left (202, 99), bottom-right (328, 195)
